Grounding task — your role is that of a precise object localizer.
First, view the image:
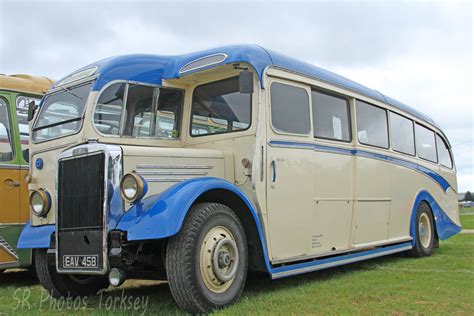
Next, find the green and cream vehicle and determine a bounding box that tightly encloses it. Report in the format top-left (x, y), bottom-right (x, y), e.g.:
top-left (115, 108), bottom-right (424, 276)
top-left (0, 74), bottom-right (53, 272)
top-left (18, 45), bottom-right (460, 313)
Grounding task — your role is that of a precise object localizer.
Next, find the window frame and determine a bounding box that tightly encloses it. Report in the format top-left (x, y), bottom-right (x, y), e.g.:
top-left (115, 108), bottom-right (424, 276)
top-left (389, 110), bottom-right (416, 157)
top-left (189, 76), bottom-right (252, 138)
top-left (436, 133), bottom-right (454, 169)
top-left (92, 80), bottom-right (185, 140)
top-left (311, 87), bottom-right (352, 143)
top-left (269, 80), bottom-right (311, 137)
top-left (0, 96), bottom-right (15, 163)
top-left (355, 99), bottom-right (390, 150)
top-left (32, 80), bottom-right (94, 144)
top-left (415, 122), bottom-right (438, 164)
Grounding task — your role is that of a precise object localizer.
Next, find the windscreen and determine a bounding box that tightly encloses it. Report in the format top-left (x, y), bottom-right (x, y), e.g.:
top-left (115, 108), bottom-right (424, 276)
top-left (32, 82), bottom-right (92, 142)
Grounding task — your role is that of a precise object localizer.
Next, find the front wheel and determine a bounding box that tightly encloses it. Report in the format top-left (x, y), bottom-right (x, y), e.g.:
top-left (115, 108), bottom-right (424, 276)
top-left (166, 203), bottom-right (248, 313)
top-left (408, 202), bottom-right (436, 257)
top-left (34, 249), bottom-right (109, 298)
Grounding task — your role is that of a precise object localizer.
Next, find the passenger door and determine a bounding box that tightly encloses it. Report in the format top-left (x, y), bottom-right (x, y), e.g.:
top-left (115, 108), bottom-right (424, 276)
top-left (265, 80), bottom-right (314, 262)
top-left (0, 94), bottom-right (21, 266)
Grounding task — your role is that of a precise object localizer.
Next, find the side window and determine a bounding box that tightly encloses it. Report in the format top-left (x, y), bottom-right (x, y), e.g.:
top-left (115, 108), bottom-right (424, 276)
top-left (390, 112), bottom-right (415, 155)
top-left (436, 134), bottom-right (453, 169)
top-left (311, 89), bottom-right (351, 141)
top-left (94, 83), bottom-right (125, 135)
top-left (190, 77), bottom-right (251, 136)
top-left (16, 96), bottom-right (41, 162)
top-left (0, 97), bottom-right (14, 162)
top-left (356, 100), bottom-right (389, 148)
top-left (415, 124), bottom-right (437, 163)
top-left (270, 82), bottom-right (310, 134)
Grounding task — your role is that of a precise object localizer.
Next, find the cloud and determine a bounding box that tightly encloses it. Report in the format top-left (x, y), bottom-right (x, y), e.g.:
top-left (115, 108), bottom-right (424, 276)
top-left (1, 0), bottom-right (472, 190)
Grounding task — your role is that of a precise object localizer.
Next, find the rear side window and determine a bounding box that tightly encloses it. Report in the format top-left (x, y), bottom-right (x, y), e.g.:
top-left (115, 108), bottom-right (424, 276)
top-left (311, 89), bottom-right (351, 141)
top-left (436, 134), bottom-right (453, 168)
top-left (356, 100), bottom-right (389, 148)
top-left (390, 112), bottom-right (415, 155)
top-left (270, 82), bottom-right (310, 134)
top-left (191, 77), bottom-right (251, 136)
top-left (415, 124), bottom-right (437, 163)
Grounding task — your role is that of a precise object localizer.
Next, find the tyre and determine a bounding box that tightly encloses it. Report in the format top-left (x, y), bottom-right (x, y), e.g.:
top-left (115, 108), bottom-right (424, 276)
top-left (34, 249), bottom-right (109, 298)
top-left (166, 203), bottom-right (248, 313)
top-left (408, 202), bottom-right (436, 257)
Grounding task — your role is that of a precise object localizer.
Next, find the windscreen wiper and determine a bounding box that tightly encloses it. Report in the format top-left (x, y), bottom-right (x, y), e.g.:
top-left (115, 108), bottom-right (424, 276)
top-left (32, 116), bottom-right (82, 132)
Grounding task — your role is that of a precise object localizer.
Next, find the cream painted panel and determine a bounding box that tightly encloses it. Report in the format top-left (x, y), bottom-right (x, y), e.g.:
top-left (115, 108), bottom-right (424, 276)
top-left (354, 201), bottom-right (390, 244)
top-left (122, 146), bottom-right (226, 198)
top-left (312, 200), bottom-right (353, 253)
top-left (30, 144), bottom-right (76, 226)
top-left (353, 154), bottom-right (391, 244)
top-left (266, 146), bottom-right (314, 260)
top-left (312, 147), bottom-right (354, 254)
top-left (389, 162), bottom-right (419, 239)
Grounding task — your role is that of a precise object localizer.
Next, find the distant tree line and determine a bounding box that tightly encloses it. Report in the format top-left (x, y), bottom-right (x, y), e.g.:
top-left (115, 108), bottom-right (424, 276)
top-left (464, 191), bottom-right (474, 201)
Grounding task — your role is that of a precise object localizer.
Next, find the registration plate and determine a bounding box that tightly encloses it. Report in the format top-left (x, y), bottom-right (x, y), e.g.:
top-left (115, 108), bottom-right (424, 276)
top-left (62, 255), bottom-right (99, 269)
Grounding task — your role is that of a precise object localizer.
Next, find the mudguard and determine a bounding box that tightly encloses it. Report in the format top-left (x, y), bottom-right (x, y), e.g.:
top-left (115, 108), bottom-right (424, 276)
top-left (410, 190), bottom-right (461, 245)
top-left (115, 177), bottom-right (268, 246)
top-left (17, 221), bottom-right (55, 249)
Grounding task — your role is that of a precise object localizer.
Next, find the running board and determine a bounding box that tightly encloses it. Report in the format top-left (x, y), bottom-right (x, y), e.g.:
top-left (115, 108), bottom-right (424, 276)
top-left (270, 242), bottom-right (413, 279)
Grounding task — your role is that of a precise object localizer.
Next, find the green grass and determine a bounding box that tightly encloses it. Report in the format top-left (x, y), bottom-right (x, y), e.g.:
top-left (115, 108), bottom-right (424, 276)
top-left (1, 235), bottom-right (473, 315)
top-left (460, 206), bottom-right (474, 229)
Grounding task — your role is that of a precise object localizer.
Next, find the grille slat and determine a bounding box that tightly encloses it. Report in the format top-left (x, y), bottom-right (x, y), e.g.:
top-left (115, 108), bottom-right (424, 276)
top-left (58, 153), bottom-right (105, 230)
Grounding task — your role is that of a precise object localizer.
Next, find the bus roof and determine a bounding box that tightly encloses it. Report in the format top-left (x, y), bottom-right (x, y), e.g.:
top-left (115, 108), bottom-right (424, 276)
top-left (0, 74), bottom-right (54, 95)
top-left (56, 44), bottom-right (440, 130)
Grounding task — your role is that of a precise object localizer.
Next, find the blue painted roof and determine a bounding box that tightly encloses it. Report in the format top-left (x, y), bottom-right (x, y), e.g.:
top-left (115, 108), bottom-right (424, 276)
top-left (55, 44), bottom-right (440, 130)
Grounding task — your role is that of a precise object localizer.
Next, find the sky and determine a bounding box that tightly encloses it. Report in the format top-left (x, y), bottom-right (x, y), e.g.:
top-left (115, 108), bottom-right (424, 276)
top-left (1, 0), bottom-right (472, 192)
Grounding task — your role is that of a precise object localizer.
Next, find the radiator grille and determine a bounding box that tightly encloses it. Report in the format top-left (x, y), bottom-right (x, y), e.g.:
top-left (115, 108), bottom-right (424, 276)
top-left (58, 153), bottom-right (105, 230)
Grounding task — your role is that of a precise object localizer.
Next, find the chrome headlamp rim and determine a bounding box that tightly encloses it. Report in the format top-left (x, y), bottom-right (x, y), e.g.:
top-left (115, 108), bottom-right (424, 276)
top-left (120, 172), bottom-right (146, 203)
top-left (30, 189), bottom-right (51, 217)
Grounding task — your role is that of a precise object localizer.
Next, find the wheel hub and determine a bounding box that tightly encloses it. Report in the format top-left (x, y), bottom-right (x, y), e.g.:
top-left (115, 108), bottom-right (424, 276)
top-left (418, 213), bottom-right (432, 249)
top-left (199, 226), bottom-right (239, 293)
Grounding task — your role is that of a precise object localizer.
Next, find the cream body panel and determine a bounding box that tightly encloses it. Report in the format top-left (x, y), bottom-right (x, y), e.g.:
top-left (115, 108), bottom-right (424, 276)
top-left (353, 145), bottom-right (392, 244)
top-left (122, 146), bottom-right (226, 198)
top-left (312, 139), bottom-right (355, 253)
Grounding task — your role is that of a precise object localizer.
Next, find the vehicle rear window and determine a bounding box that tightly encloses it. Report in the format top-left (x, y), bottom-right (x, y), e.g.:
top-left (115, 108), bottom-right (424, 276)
top-left (270, 82), bottom-right (310, 135)
top-left (356, 100), bottom-right (389, 148)
top-left (436, 134), bottom-right (453, 168)
top-left (311, 89), bottom-right (351, 141)
top-left (390, 112), bottom-right (415, 155)
top-left (415, 124), bottom-right (437, 163)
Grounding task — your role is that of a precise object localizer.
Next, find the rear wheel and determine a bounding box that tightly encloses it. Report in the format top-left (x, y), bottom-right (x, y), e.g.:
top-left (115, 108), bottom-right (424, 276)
top-left (34, 249), bottom-right (109, 298)
top-left (408, 202), bottom-right (436, 257)
top-left (166, 203), bottom-right (248, 313)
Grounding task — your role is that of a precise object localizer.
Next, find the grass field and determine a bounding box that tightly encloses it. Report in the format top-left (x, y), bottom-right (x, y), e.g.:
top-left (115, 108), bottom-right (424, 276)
top-left (461, 206), bottom-right (474, 229)
top-left (1, 234), bottom-right (473, 315)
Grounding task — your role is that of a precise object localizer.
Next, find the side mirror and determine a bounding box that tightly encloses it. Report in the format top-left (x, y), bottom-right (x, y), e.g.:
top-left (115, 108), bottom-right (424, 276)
top-left (27, 100), bottom-right (38, 122)
top-left (239, 71), bottom-right (254, 94)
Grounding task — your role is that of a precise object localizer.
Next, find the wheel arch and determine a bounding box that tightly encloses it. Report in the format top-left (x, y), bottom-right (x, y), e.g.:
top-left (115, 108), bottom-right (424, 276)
top-left (409, 190), bottom-right (461, 246)
top-left (115, 177), bottom-right (271, 273)
top-left (193, 188), bottom-right (268, 272)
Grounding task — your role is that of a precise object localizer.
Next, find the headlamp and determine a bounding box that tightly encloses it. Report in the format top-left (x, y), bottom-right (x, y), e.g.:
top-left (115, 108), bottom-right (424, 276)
top-left (30, 189), bottom-right (51, 217)
top-left (120, 172), bottom-right (147, 203)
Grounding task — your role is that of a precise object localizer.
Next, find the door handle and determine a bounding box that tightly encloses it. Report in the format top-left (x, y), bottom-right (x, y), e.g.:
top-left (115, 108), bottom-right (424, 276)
top-left (270, 159), bottom-right (277, 183)
top-left (3, 178), bottom-right (20, 189)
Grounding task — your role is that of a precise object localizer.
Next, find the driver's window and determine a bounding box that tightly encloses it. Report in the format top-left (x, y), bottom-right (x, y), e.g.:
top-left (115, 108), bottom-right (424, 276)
top-left (190, 76), bottom-right (251, 137)
top-left (0, 97), bottom-right (14, 162)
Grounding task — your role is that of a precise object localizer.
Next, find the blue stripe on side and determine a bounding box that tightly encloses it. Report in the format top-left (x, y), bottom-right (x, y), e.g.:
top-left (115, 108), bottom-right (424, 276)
top-left (410, 190), bottom-right (461, 243)
top-left (268, 140), bottom-right (452, 192)
top-left (270, 242), bottom-right (412, 278)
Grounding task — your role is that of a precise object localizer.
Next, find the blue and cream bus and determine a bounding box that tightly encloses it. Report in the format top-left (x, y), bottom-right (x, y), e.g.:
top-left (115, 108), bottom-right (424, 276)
top-left (18, 45), bottom-right (460, 313)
